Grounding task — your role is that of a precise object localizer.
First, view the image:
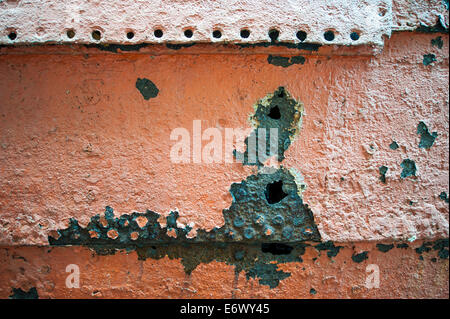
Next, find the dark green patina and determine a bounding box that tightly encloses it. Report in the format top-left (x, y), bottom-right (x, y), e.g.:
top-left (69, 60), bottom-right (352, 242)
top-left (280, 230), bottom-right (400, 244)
top-left (136, 78), bottom-right (159, 100)
top-left (431, 36), bottom-right (444, 49)
top-left (376, 243), bottom-right (394, 253)
top-left (267, 55), bottom-right (306, 68)
top-left (423, 53), bottom-right (437, 66)
top-left (351, 251), bottom-right (368, 263)
top-left (439, 191), bottom-right (449, 203)
top-left (379, 166), bottom-right (388, 184)
top-left (389, 141), bottom-right (399, 150)
top-left (417, 121), bottom-right (438, 148)
top-left (400, 159), bottom-right (417, 178)
top-left (234, 87), bottom-right (303, 166)
top-left (415, 239), bottom-right (449, 260)
top-left (314, 241), bottom-right (343, 258)
top-left (9, 287), bottom-right (38, 299)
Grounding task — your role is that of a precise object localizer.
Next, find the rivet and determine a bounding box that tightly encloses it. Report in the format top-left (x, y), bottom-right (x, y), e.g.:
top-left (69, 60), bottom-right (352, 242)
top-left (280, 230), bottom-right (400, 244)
top-left (272, 215), bottom-right (285, 226)
top-left (233, 216), bottom-right (245, 228)
top-left (244, 227), bottom-right (255, 239)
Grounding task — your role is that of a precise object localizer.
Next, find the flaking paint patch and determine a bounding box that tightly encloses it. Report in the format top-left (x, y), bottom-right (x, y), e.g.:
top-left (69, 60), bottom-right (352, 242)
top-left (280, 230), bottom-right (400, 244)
top-left (376, 243), bottom-right (394, 252)
top-left (314, 241), bottom-right (343, 258)
top-left (389, 141), bottom-right (399, 150)
top-left (351, 251), bottom-right (369, 263)
top-left (379, 166), bottom-right (388, 184)
top-left (246, 262), bottom-right (291, 289)
top-left (417, 121), bottom-right (438, 148)
top-left (136, 78), bottom-right (159, 100)
top-left (431, 36), bottom-right (444, 49)
top-left (423, 53), bottom-right (437, 65)
top-left (400, 159), bottom-right (417, 178)
top-left (415, 239), bottom-right (449, 260)
top-left (9, 287), bottom-right (38, 299)
top-left (439, 191), bottom-right (449, 203)
top-left (49, 168), bottom-right (321, 245)
top-left (235, 87), bottom-right (304, 166)
top-left (267, 55), bottom-right (306, 68)
top-left (237, 42), bottom-right (320, 51)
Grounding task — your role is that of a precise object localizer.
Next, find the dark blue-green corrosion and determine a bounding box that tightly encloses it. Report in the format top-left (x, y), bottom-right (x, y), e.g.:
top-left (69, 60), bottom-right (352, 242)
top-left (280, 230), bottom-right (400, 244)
top-left (48, 167), bottom-right (321, 288)
top-left (314, 241), bottom-right (343, 258)
top-left (423, 54), bottom-right (437, 66)
top-left (431, 36), bottom-right (444, 49)
top-left (246, 262), bottom-right (291, 289)
top-left (415, 239), bottom-right (449, 261)
top-left (417, 121), bottom-right (438, 149)
top-left (352, 251), bottom-right (369, 263)
top-left (376, 243), bottom-right (394, 253)
top-left (439, 192), bottom-right (449, 203)
top-left (400, 159), bottom-right (417, 178)
top-left (234, 87), bottom-right (303, 166)
top-left (379, 166), bottom-right (388, 184)
top-left (267, 55), bottom-right (306, 68)
top-left (136, 78), bottom-right (159, 100)
top-left (9, 287), bottom-right (38, 299)
top-left (389, 141), bottom-right (399, 150)
top-left (49, 168), bottom-right (321, 246)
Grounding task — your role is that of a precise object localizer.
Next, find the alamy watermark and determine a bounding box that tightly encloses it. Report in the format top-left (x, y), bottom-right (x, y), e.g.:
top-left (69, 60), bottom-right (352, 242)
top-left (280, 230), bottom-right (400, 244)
top-left (365, 264), bottom-right (380, 289)
top-left (169, 120), bottom-right (279, 164)
top-left (65, 264), bottom-right (80, 288)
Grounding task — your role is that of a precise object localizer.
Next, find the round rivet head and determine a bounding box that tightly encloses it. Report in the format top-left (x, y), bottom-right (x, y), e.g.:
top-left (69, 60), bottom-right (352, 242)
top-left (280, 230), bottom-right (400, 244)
top-left (107, 229), bottom-right (119, 240)
top-left (253, 214), bottom-right (265, 226)
top-left (89, 230), bottom-right (99, 239)
top-left (233, 216), bottom-right (245, 227)
top-left (244, 227), bottom-right (255, 239)
top-left (130, 231), bottom-right (139, 240)
top-left (293, 216), bottom-right (305, 227)
top-left (234, 188), bottom-right (247, 200)
top-left (282, 226), bottom-right (294, 239)
top-left (263, 225), bottom-right (275, 236)
top-left (302, 227), bottom-right (314, 237)
top-left (226, 228), bottom-right (236, 239)
top-left (272, 215), bottom-right (285, 226)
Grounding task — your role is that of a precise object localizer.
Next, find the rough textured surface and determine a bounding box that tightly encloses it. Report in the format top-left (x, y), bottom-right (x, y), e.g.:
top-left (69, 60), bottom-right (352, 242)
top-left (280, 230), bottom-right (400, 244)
top-left (0, 32), bottom-right (447, 246)
top-left (393, 0), bottom-right (449, 32)
top-left (0, 241), bottom-right (447, 298)
top-left (0, 2), bottom-right (448, 298)
top-left (0, 0), bottom-right (392, 46)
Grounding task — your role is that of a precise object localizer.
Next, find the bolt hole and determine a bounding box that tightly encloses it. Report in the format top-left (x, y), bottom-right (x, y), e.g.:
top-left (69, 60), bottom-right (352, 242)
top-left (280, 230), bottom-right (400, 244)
top-left (240, 29), bottom-right (250, 38)
top-left (268, 105), bottom-right (281, 119)
top-left (154, 29), bottom-right (163, 38)
top-left (268, 29), bottom-right (279, 42)
top-left (261, 243), bottom-right (293, 255)
top-left (350, 32), bottom-right (360, 41)
top-left (265, 180), bottom-right (288, 204)
top-left (92, 30), bottom-right (101, 40)
top-left (184, 29), bottom-right (193, 38)
top-left (212, 30), bottom-right (222, 39)
top-left (126, 31), bottom-right (135, 39)
top-left (324, 30), bottom-right (335, 41)
top-left (8, 31), bottom-right (17, 40)
top-left (66, 29), bottom-right (75, 39)
top-left (296, 30), bottom-right (307, 42)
